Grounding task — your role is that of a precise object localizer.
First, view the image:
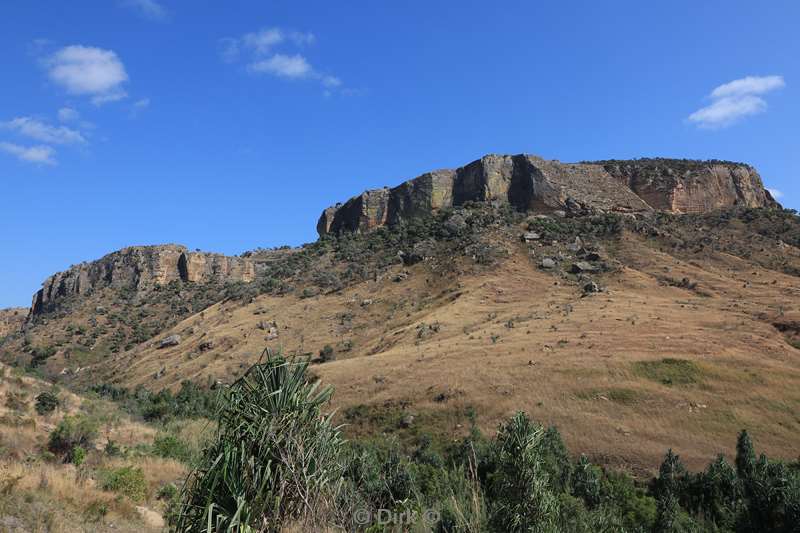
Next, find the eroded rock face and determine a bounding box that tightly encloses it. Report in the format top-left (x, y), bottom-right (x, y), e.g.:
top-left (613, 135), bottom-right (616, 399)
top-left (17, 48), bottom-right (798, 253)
top-left (597, 159), bottom-right (778, 213)
top-left (31, 245), bottom-right (254, 316)
top-left (317, 154), bottom-right (779, 236)
top-left (177, 252), bottom-right (255, 284)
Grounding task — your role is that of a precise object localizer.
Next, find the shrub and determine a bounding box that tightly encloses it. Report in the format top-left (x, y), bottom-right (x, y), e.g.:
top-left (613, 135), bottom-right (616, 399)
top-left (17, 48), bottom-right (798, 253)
top-left (152, 433), bottom-right (194, 463)
top-left (70, 445), bottom-right (87, 466)
top-left (35, 391), bottom-right (60, 415)
top-left (319, 344), bottom-right (335, 362)
top-left (48, 415), bottom-right (99, 459)
top-left (175, 350), bottom-right (343, 532)
top-left (101, 465), bottom-right (148, 502)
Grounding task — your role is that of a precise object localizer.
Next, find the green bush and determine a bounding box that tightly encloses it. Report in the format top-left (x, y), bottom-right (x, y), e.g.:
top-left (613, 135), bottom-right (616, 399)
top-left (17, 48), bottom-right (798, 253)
top-left (101, 465), bottom-right (148, 502)
top-left (69, 445), bottom-right (87, 466)
top-left (48, 415), bottom-right (99, 459)
top-left (319, 344), bottom-right (335, 362)
top-left (152, 433), bottom-right (194, 463)
top-left (35, 391), bottom-right (60, 415)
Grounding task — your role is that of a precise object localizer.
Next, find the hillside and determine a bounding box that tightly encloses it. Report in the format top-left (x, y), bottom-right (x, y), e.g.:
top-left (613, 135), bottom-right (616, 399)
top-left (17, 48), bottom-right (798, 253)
top-left (0, 361), bottom-right (207, 531)
top-left (1, 153), bottom-right (798, 477)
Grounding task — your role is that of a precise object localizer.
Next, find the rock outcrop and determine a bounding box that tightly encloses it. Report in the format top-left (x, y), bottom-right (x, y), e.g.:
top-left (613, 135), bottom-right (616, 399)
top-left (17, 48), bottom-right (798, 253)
top-left (595, 159), bottom-right (777, 214)
top-left (31, 245), bottom-right (254, 316)
top-left (317, 154), bottom-right (779, 236)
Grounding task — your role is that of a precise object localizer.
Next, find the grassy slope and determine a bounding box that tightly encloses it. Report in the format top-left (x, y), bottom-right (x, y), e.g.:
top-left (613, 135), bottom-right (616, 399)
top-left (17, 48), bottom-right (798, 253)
top-left (0, 363), bottom-right (203, 532)
top-left (69, 214), bottom-right (800, 476)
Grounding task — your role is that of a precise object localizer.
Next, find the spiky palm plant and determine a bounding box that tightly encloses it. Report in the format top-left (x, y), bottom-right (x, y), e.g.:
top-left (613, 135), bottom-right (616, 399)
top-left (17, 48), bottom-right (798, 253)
top-left (174, 349), bottom-right (343, 532)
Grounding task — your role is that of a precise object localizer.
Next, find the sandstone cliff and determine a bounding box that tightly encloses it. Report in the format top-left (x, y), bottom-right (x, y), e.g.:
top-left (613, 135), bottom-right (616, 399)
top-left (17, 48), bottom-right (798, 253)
top-left (317, 154), bottom-right (779, 236)
top-left (31, 245), bottom-right (254, 316)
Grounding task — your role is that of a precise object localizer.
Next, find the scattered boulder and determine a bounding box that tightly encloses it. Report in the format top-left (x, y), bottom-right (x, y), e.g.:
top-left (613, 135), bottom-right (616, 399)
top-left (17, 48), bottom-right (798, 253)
top-left (399, 414), bottom-right (415, 428)
top-left (567, 237), bottom-right (583, 252)
top-left (570, 262), bottom-right (598, 274)
top-left (583, 281), bottom-right (600, 294)
top-left (540, 258), bottom-right (556, 269)
top-left (521, 232), bottom-right (541, 243)
top-left (198, 340), bottom-right (214, 352)
top-left (443, 213), bottom-right (468, 234)
top-left (159, 335), bottom-right (181, 348)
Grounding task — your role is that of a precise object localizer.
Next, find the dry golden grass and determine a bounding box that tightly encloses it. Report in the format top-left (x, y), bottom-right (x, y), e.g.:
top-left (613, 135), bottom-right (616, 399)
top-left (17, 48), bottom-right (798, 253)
top-left (0, 363), bottom-right (187, 532)
top-left (78, 228), bottom-right (800, 475)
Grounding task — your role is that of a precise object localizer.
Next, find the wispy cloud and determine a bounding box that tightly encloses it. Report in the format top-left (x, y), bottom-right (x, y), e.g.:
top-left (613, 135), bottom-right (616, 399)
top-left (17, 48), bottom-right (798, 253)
top-left (3, 116), bottom-right (86, 145)
top-left (121, 0), bottom-right (168, 21)
top-left (688, 75), bottom-right (785, 129)
top-left (129, 98), bottom-right (151, 118)
top-left (57, 107), bottom-right (79, 123)
top-left (0, 142), bottom-right (56, 165)
top-left (45, 45), bottom-right (129, 105)
top-left (767, 188), bottom-right (784, 200)
top-left (222, 27), bottom-right (345, 93)
top-left (248, 54), bottom-right (313, 78)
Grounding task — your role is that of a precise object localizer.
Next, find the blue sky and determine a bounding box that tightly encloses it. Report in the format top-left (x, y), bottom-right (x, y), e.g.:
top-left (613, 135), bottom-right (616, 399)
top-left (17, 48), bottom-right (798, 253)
top-left (1, 1), bottom-right (798, 308)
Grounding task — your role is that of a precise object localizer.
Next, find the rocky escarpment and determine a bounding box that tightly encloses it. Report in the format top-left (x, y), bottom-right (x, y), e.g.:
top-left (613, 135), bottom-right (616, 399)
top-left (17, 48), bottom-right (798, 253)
top-left (31, 245), bottom-right (255, 316)
top-left (317, 154), bottom-right (779, 236)
top-left (595, 159), bottom-right (777, 214)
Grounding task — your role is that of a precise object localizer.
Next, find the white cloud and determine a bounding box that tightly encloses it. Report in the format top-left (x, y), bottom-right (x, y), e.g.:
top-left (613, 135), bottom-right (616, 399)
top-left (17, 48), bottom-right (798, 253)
top-left (243, 28), bottom-right (285, 55)
top-left (45, 45), bottom-right (129, 105)
top-left (3, 116), bottom-right (86, 145)
top-left (710, 75), bottom-right (785, 99)
top-left (767, 188), bottom-right (784, 200)
top-left (122, 0), bottom-right (167, 21)
top-left (249, 54), bottom-right (313, 78)
top-left (237, 28), bottom-right (315, 56)
top-left (322, 75), bottom-right (342, 88)
top-left (57, 107), bottom-right (79, 122)
top-left (688, 75), bottom-right (785, 129)
top-left (223, 27), bottom-right (345, 93)
top-left (0, 142), bottom-right (56, 165)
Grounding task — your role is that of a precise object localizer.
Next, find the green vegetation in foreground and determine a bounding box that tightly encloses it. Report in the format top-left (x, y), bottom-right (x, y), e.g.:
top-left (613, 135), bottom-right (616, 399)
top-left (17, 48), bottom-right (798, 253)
top-left (633, 358), bottom-right (704, 386)
top-left (172, 349), bottom-right (800, 532)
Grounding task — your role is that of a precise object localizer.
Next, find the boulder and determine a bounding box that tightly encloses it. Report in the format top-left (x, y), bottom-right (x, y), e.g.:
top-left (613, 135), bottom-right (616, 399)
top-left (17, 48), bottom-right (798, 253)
top-left (159, 335), bottom-right (181, 348)
top-left (540, 258), bottom-right (557, 269)
top-left (570, 262), bottom-right (598, 274)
